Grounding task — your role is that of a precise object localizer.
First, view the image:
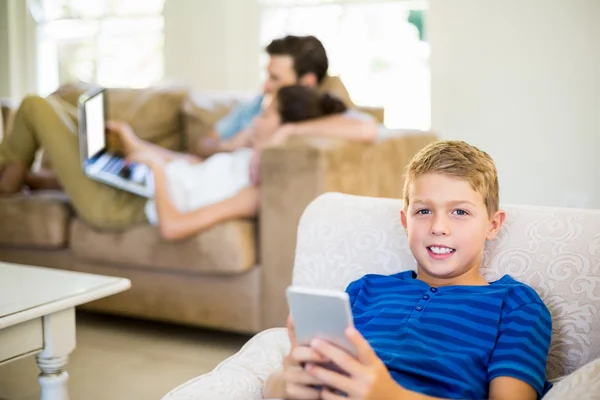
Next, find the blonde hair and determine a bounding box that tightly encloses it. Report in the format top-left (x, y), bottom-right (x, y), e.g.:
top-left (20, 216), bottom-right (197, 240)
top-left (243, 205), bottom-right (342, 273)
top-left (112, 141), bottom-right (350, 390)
top-left (403, 140), bottom-right (499, 216)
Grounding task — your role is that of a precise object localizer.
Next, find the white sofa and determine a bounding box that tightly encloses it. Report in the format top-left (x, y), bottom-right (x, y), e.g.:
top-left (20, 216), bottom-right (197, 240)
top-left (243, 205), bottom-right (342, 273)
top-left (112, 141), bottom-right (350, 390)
top-left (163, 193), bottom-right (600, 399)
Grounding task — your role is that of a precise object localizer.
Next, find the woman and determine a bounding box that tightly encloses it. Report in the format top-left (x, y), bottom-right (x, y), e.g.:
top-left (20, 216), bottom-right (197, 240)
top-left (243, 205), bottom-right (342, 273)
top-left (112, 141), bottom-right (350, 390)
top-left (0, 86), bottom-right (364, 240)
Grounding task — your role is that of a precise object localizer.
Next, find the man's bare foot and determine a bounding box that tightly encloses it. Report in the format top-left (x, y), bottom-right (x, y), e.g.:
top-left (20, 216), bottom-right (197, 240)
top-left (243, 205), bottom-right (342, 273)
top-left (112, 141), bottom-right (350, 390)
top-left (25, 170), bottom-right (62, 191)
top-left (0, 162), bottom-right (28, 195)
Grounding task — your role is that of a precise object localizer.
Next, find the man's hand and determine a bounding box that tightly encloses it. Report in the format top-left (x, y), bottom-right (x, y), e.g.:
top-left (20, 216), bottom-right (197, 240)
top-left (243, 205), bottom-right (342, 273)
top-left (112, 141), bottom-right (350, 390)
top-left (306, 327), bottom-right (405, 400)
top-left (282, 316), bottom-right (328, 399)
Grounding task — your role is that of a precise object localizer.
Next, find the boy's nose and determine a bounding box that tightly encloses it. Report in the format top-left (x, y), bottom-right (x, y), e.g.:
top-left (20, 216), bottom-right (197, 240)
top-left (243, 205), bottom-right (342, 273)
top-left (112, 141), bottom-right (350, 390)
top-left (430, 216), bottom-right (451, 236)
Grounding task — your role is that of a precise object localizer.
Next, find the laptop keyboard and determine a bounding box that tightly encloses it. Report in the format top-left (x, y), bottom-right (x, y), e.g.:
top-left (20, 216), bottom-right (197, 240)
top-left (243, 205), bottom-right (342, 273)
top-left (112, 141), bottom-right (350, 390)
top-left (101, 157), bottom-right (126, 175)
top-left (93, 154), bottom-right (149, 184)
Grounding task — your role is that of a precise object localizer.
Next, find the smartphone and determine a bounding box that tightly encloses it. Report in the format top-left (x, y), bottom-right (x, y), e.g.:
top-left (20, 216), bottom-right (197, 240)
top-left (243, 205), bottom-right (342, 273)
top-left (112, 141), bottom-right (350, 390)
top-left (286, 286), bottom-right (356, 357)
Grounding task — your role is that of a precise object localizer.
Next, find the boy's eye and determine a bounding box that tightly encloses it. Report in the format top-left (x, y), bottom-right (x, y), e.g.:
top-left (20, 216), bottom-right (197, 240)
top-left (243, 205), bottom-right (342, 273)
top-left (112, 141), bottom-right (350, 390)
top-left (416, 209), bottom-right (431, 215)
top-left (452, 209), bottom-right (469, 216)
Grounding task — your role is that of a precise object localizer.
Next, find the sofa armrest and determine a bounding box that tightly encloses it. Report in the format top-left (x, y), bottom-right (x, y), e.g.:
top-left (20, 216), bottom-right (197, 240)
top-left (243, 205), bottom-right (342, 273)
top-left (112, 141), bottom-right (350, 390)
top-left (259, 131), bottom-right (437, 328)
top-left (544, 357), bottom-right (600, 400)
top-left (162, 328), bottom-right (289, 400)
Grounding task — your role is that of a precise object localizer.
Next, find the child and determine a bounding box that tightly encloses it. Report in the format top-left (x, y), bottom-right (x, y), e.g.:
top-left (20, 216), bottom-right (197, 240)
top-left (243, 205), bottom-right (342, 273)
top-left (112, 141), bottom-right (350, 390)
top-left (263, 140), bottom-right (552, 399)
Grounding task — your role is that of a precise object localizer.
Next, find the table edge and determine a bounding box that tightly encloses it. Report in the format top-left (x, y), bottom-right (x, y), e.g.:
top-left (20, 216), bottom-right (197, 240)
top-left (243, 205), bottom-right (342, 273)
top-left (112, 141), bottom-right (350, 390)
top-left (0, 278), bottom-right (131, 329)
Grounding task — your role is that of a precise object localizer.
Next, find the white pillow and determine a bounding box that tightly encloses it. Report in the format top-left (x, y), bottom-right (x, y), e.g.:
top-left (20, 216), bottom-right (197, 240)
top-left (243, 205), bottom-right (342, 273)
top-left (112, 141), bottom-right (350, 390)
top-left (544, 357), bottom-right (600, 400)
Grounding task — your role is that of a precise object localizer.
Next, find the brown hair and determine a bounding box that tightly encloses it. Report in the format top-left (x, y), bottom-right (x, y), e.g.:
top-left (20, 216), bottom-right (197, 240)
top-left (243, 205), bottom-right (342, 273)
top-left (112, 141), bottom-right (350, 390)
top-left (276, 85), bottom-right (347, 123)
top-left (403, 140), bottom-right (500, 216)
top-left (266, 35), bottom-right (329, 84)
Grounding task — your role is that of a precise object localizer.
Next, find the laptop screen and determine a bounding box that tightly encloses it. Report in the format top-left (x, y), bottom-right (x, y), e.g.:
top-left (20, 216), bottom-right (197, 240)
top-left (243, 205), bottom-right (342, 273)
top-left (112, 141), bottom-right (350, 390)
top-left (85, 91), bottom-right (106, 158)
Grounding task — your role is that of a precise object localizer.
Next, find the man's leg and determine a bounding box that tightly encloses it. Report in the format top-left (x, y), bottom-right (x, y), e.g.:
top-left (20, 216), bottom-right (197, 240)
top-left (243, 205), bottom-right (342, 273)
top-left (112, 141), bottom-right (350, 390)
top-left (0, 95), bottom-right (147, 229)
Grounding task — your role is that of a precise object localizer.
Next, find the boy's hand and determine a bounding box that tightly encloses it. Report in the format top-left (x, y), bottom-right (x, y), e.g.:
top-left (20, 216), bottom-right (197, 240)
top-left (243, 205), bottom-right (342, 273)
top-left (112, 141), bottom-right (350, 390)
top-left (306, 327), bottom-right (406, 400)
top-left (282, 316), bottom-right (328, 399)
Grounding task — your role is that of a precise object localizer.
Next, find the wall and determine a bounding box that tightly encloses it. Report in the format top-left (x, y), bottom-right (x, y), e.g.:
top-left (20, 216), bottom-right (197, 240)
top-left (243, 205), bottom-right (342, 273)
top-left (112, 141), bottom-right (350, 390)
top-left (163, 0), bottom-right (261, 93)
top-left (0, 0), bottom-right (37, 99)
top-left (429, 0), bottom-right (600, 209)
top-left (0, 0), bottom-right (12, 97)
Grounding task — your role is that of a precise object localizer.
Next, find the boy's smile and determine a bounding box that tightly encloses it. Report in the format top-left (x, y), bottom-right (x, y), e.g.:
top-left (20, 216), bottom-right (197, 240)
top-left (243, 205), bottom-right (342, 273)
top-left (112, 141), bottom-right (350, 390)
top-left (401, 172), bottom-right (505, 287)
top-left (427, 244), bottom-right (456, 260)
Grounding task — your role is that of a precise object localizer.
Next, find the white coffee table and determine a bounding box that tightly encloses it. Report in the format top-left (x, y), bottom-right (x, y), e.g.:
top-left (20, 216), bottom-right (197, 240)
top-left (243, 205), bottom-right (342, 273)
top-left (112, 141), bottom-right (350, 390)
top-left (0, 262), bottom-right (131, 400)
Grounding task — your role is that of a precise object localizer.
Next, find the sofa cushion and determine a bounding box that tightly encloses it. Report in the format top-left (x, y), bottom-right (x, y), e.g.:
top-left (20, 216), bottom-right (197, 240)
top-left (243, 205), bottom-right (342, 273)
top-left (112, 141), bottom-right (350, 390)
top-left (50, 82), bottom-right (189, 147)
top-left (69, 218), bottom-right (257, 275)
top-left (0, 191), bottom-right (72, 248)
top-left (181, 93), bottom-right (244, 152)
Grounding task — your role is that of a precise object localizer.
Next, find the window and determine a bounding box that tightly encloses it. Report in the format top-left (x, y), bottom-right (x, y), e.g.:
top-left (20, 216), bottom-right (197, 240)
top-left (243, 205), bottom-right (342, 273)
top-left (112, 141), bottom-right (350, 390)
top-left (260, 0), bottom-right (430, 130)
top-left (28, 0), bottom-right (165, 95)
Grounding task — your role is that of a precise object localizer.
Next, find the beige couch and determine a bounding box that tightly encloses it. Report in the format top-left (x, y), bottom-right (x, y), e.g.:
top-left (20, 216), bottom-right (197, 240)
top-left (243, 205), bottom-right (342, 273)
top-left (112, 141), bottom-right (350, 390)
top-left (0, 83), bottom-right (437, 334)
top-left (163, 193), bottom-right (600, 399)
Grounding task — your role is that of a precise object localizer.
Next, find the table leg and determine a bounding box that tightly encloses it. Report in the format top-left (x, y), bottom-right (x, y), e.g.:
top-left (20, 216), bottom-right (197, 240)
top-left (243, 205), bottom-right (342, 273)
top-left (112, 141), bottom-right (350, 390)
top-left (35, 308), bottom-right (76, 400)
top-left (36, 355), bottom-right (69, 400)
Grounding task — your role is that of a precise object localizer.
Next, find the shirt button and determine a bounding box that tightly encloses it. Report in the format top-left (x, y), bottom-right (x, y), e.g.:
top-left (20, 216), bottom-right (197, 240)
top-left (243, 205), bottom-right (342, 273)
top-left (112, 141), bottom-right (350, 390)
top-left (415, 305), bottom-right (423, 311)
top-left (430, 287), bottom-right (438, 293)
top-left (422, 294), bottom-right (430, 300)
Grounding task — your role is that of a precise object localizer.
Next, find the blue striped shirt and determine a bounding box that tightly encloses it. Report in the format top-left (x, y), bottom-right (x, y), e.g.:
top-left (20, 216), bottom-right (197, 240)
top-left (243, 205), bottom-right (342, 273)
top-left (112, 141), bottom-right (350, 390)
top-left (347, 271), bottom-right (553, 399)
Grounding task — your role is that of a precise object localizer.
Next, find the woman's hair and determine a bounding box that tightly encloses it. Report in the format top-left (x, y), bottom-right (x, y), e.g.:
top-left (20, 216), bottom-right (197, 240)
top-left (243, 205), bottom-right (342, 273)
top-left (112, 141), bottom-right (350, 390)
top-left (276, 85), bottom-right (347, 124)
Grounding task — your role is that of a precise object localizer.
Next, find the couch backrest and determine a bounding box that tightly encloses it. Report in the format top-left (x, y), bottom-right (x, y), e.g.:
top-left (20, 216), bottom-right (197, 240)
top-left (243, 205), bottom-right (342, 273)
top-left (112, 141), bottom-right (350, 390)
top-left (50, 82), bottom-right (190, 150)
top-left (293, 193), bottom-right (600, 380)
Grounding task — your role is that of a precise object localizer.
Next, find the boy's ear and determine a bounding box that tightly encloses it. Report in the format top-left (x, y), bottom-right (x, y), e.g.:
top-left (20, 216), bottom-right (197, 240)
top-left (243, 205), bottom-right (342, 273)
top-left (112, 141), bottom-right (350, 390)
top-left (486, 210), bottom-right (506, 240)
top-left (400, 209), bottom-right (408, 232)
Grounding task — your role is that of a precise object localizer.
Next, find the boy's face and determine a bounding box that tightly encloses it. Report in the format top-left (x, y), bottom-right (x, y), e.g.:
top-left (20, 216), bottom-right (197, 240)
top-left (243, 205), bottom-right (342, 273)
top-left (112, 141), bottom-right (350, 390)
top-left (400, 173), bottom-right (506, 286)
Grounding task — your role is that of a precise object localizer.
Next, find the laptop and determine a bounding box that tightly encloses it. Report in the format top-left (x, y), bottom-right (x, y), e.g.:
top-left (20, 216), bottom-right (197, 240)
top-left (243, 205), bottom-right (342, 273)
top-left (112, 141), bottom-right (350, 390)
top-left (78, 87), bottom-right (154, 198)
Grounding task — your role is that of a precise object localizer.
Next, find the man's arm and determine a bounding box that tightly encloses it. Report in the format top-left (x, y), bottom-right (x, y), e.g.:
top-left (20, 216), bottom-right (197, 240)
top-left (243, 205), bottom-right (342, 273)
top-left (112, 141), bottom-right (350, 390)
top-left (195, 95), bottom-right (262, 158)
top-left (286, 113), bottom-right (379, 142)
top-left (195, 127), bottom-right (253, 158)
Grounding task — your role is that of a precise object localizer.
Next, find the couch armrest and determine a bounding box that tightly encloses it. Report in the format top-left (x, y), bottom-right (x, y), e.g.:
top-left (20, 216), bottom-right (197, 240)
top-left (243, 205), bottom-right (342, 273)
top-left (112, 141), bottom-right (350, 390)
top-left (544, 357), bottom-right (600, 400)
top-left (161, 328), bottom-right (289, 400)
top-left (259, 131), bottom-right (437, 328)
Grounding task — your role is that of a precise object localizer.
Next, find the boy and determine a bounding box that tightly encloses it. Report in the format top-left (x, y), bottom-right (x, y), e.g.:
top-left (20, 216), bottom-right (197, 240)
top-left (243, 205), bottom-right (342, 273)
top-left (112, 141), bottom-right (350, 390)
top-left (263, 141), bottom-right (552, 399)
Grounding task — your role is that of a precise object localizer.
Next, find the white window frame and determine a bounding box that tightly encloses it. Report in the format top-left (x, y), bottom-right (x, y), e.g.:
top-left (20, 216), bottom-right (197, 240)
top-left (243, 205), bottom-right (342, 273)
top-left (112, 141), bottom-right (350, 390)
top-left (28, 0), bottom-right (166, 95)
top-left (259, 0), bottom-right (430, 130)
